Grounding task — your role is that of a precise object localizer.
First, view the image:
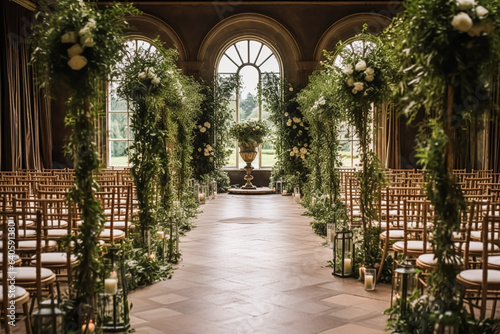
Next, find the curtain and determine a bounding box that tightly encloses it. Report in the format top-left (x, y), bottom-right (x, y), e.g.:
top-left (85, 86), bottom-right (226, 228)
top-left (374, 103), bottom-right (401, 169)
top-left (1, 1), bottom-right (52, 171)
top-left (489, 75), bottom-right (500, 173)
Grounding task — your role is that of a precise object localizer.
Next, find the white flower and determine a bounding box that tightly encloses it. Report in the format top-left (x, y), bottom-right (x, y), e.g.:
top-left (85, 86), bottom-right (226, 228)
top-left (200, 127), bottom-right (207, 133)
top-left (352, 88), bottom-right (358, 94)
top-left (148, 72), bottom-right (155, 79)
top-left (252, 127), bottom-right (256, 131)
top-left (300, 154), bottom-right (305, 159)
top-left (286, 119), bottom-right (292, 126)
top-left (342, 64), bottom-right (353, 75)
top-left (293, 147), bottom-right (299, 153)
top-left (204, 151), bottom-right (209, 156)
top-left (365, 74), bottom-right (375, 82)
top-left (86, 19), bottom-right (97, 30)
top-left (61, 31), bottom-right (77, 44)
top-left (290, 151), bottom-right (295, 157)
top-left (78, 26), bottom-right (91, 37)
top-left (80, 34), bottom-right (94, 47)
top-left (476, 5), bottom-right (488, 19)
top-left (67, 55), bottom-right (88, 70)
top-left (300, 147), bottom-right (307, 154)
top-left (210, 151), bottom-right (214, 156)
top-left (289, 87), bottom-right (294, 91)
top-left (206, 144), bottom-right (212, 151)
top-left (365, 67), bottom-right (375, 76)
top-left (138, 72), bottom-right (147, 80)
top-left (452, 12), bottom-right (473, 32)
top-left (318, 97), bottom-right (326, 105)
top-left (198, 124), bottom-right (202, 128)
top-left (256, 126), bottom-right (260, 129)
top-left (347, 77), bottom-right (355, 87)
top-left (284, 112), bottom-right (289, 117)
top-left (151, 76), bottom-right (160, 85)
top-left (456, 0), bottom-right (475, 10)
top-left (299, 122), bottom-right (304, 127)
top-left (67, 44), bottom-right (83, 58)
top-left (353, 82), bottom-right (364, 91)
top-left (204, 122), bottom-right (211, 128)
top-left (355, 60), bottom-right (367, 71)
top-left (293, 125), bottom-right (297, 129)
top-left (304, 143), bottom-right (308, 147)
top-left (198, 148), bottom-right (202, 152)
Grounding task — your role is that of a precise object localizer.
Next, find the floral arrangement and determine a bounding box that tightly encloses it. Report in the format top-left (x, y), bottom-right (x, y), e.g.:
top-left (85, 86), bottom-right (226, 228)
top-left (229, 119), bottom-right (269, 146)
top-left (451, 0), bottom-right (493, 36)
top-left (341, 59), bottom-right (377, 96)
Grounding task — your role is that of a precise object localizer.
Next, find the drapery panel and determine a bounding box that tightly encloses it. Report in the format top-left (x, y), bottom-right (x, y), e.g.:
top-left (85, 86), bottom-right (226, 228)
top-left (1, 1), bottom-right (52, 171)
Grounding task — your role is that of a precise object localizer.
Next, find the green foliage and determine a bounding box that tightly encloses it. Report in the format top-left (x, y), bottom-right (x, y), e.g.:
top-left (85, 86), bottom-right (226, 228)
top-left (192, 75), bottom-right (240, 187)
top-left (229, 119), bottom-right (269, 146)
top-left (260, 73), bottom-right (310, 192)
top-left (30, 0), bottom-right (138, 327)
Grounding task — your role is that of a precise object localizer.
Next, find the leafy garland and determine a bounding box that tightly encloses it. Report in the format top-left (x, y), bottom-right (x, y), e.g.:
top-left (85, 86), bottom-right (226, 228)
top-left (260, 73), bottom-right (311, 193)
top-left (30, 0), bottom-right (138, 329)
top-left (330, 30), bottom-right (392, 267)
top-left (383, 0), bottom-right (500, 332)
top-left (192, 76), bottom-right (240, 192)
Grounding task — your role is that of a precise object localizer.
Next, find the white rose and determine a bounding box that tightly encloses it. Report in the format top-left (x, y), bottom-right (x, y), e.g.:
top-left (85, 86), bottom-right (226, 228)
top-left (476, 6), bottom-right (488, 19)
top-left (299, 122), bottom-right (304, 127)
top-left (290, 151), bottom-right (295, 157)
top-left (86, 19), bottom-right (97, 30)
top-left (347, 77), bottom-right (355, 87)
top-left (204, 151), bottom-right (209, 156)
top-left (80, 34), bottom-right (94, 47)
top-left (451, 12), bottom-right (473, 32)
top-left (352, 88), bottom-right (358, 95)
top-left (353, 82), bottom-right (364, 91)
top-left (210, 151), bottom-right (214, 156)
top-left (78, 26), bottom-right (91, 37)
top-left (289, 87), bottom-right (294, 91)
top-left (67, 55), bottom-right (88, 70)
top-left (300, 155), bottom-right (305, 159)
top-left (365, 67), bottom-right (375, 76)
top-left (151, 76), bottom-right (160, 85)
top-left (293, 125), bottom-right (297, 129)
top-left (342, 64), bottom-right (353, 75)
top-left (67, 44), bottom-right (83, 58)
top-left (61, 31), bottom-right (77, 43)
top-left (206, 144), bottom-right (212, 150)
top-left (284, 112), bottom-right (289, 117)
top-left (318, 97), bottom-right (326, 105)
top-left (204, 122), bottom-right (211, 128)
top-left (293, 147), bottom-right (299, 153)
top-left (456, 0), bottom-right (475, 10)
top-left (148, 72), bottom-right (155, 79)
top-left (198, 148), bottom-right (202, 152)
top-left (138, 72), bottom-right (147, 80)
top-left (300, 147), bottom-right (307, 154)
top-left (287, 119), bottom-right (292, 126)
top-left (200, 127), bottom-right (207, 133)
top-left (365, 74), bottom-right (375, 82)
top-left (198, 124), bottom-right (202, 128)
top-left (355, 60), bottom-right (367, 71)
top-left (292, 117), bottom-right (300, 123)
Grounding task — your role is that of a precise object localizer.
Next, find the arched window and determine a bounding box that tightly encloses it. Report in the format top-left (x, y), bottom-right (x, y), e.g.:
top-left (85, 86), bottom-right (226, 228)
top-left (334, 39), bottom-right (376, 167)
top-left (107, 39), bottom-right (157, 167)
top-left (217, 39), bottom-right (281, 169)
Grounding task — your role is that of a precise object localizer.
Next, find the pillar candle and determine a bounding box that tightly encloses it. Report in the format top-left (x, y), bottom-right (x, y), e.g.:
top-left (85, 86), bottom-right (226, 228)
top-left (344, 258), bottom-right (352, 275)
top-left (104, 278), bottom-right (117, 295)
top-left (157, 231), bottom-right (164, 239)
top-left (82, 320), bottom-right (95, 333)
top-left (364, 274), bottom-right (374, 290)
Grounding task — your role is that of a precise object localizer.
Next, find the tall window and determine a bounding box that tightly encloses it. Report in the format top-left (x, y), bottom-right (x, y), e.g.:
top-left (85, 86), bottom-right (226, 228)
top-left (107, 39), bottom-right (156, 166)
top-left (217, 39), bottom-right (281, 168)
top-left (334, 39), bottom-right (375, 167)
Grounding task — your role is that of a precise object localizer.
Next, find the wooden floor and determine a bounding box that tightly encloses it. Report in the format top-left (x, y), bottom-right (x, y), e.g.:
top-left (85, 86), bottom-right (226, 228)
top-left (129, 194), bottom-right (390, 334)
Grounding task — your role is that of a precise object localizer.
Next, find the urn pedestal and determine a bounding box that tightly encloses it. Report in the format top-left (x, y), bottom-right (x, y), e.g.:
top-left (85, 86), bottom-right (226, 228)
top-left (239, 144), bottom-right (258, 189)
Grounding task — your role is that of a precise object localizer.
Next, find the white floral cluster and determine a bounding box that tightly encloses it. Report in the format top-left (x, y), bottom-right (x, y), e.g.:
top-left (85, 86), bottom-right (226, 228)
top-left (197, 143), bottom-right (214, 157)
top-left (285, 115), bottom-right (305, 133)
top-left (138, 67), bottom-right (161, 85)
top-left (451, 0), bottom-right (493, 37)
top-left (342, 60), bottom-right (375, 95)
top-left (290, 143), bottom-right (309, 159)
top-left (198, 121), bottom-right (211, 133)
top-left (61, 18), bottom-right (96, 70)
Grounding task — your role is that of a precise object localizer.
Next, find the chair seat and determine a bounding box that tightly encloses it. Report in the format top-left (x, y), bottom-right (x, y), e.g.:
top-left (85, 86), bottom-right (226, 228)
top-left (455, 241), bottom-right (500, 253)
top-left (380, 230), bottom-right (405, 239)
top-left (99, 229), bottom-right (126, 240)
top-left (470, 231), bottom-right (500, 241)
top-left (0, 267), bottom-right (55, 282)
top-left (0, 230), bottom-right (36, 238)
top-left (46, 229), bottom-right (69, 237)
top-left (394, 240), bottom-right (433, 252)
top-left (0, 285), bottom-right (28, 302)
top-left (103, 221), bottom-right (134, 229)
top-left (45, 220), bottom-right (68, 228)
top-left (458, 269), bottom-right (500, 284)
top-left (31, 252), bottom-right (78, 265)
top-left (417, 253), bottom-right (463, 267)
top-left (0, 240), bottom-right (57, 250)
top-left (0, 252), bottom-right (21, 264)
top-left (488, 256), bottom-right (500, 268)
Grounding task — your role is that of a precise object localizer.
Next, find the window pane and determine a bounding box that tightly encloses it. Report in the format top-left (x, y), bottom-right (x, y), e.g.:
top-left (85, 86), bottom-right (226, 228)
top-left (249, 40), bottom-right (262, 64)
top-left (110, 141), bottom-right (129, 166)
top-left (234, 40), bottom-right (249, 64)
top-left (109, 82), bottom-right (127, 111)
top-left (259, 54), bottom-right (280, 73)
top-left (217, 55), bottom-right (238, 73)
top-left (261, 140), bottom-right (276, 167)
top-left (109, 113), bottom-right (128, 139)
top-left (238, 65), bottom-right (259, 122)
top-left (225, 45), bottom-right (243, 67)
top-left (226, 140), bottom-right (237, 168)
top-left (256, 45), bottom-right (272, 66)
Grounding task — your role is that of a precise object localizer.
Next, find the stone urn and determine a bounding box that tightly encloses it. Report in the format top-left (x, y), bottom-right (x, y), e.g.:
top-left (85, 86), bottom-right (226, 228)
top-left (239, 143), bottom-right (258, 189)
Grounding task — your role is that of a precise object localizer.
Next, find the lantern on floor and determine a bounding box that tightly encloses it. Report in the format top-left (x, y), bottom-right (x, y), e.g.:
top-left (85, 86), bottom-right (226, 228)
top-left (198, 184), bottom-right (207, 204)
top-left (294, 187), bottom-right (301, 203)
top-left (332, 230), bottom-right (354, 277)
top-left (32, 301), bottom-right (64, 334)
top-left (210, 180), bottom-right (218, 199)
top-left (391, 261), bottom-right (418, 314)
top-left (275, 178), bottom-right (284, 194)
top-left (326, 223), bottom-right (335, 248)
top-left (98, 246), bottom-right (130, 332)
top-left (364, 268), bottom-right (376, 291)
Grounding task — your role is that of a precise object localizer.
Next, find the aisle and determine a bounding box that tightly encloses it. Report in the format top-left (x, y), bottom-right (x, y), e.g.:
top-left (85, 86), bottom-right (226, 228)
top-left (130, 194), bottom-right (390, 334)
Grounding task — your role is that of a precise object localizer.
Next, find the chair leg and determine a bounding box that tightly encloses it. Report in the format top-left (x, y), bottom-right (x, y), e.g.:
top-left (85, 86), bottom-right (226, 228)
top-left (23, 302), bottom-right (32, 334)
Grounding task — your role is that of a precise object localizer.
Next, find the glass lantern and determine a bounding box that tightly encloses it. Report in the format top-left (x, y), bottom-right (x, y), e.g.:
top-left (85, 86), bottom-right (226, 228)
top-left (294, 187), bottom-right (301, 203)
top-left (326, 223), bottom-right (335, 248)
top-left (98, 246), bottom-right (130, 332)
top-left (210, 180), bottom-right (218, 199)
top-left (198, 184), bottom-right (207, 204)
top-left (332, 231), bottom-right (354, 277)
top-left (32, 302), bottom-right (64, 334)
top-left (275, 178), bottom-right (284, 194)
top-left (364, 268), bottom-right (376, 291)
top-left (391, 261), bottom-right (418, 314)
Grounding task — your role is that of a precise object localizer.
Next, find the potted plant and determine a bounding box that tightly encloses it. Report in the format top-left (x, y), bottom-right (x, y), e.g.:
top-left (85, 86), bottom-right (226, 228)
top-left (229, 119), bottom-right (269, 188)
